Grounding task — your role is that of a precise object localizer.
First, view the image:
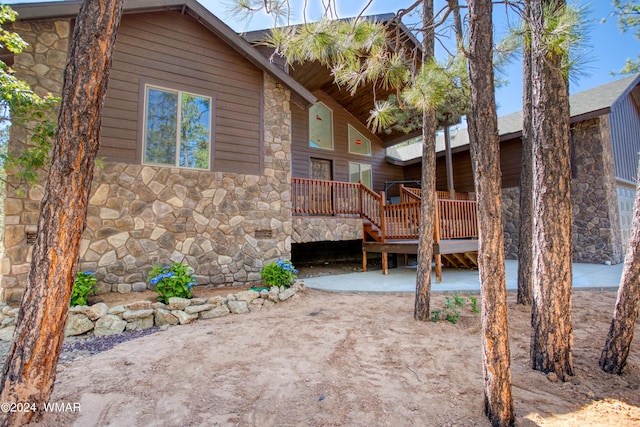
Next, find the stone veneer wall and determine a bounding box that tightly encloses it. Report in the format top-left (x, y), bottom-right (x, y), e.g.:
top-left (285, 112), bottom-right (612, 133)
top-left (292, 217), bottom-right (363, 243)
top-left (500, 117), bottom-right (623, 264)
top-left (1, 19), bottom-right (294, 301)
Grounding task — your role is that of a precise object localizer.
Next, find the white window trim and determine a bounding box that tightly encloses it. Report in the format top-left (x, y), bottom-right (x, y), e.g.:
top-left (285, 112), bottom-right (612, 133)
top-left (142, 84), bottom-right (212, 170)
top-left (349, 161), bottom-right (373, 187)
top-left (309, 102), bottom-right (334, 151)
top-left (347, 124), bottom-right (372, 156)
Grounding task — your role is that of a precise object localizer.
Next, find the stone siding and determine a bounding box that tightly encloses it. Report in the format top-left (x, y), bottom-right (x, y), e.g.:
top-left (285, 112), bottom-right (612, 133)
top-left (500, 117), bottom-right (624, 264)
top-left (0, 19), bottom-right (294, 301)
top-left (292, 217), bottom-right (363, 243)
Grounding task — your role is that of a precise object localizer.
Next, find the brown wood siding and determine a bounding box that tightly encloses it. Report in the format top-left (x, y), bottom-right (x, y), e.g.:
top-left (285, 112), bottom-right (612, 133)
top-left (404, 137), bottom-right (523, 192)
top-left (610, 87), bottom-right (640, 182)
top-left (100, 11), bottom-right (263, 173)
top-left (291, 90), bottom-right (404, 192)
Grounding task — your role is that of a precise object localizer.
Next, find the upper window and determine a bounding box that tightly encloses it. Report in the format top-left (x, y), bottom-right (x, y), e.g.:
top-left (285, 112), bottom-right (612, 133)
top-left (143, 85), bottom-right (211, 169)
top-left (309, 102), bottom-right (333, 150)
top-left (348, 125), bottom-right (371, 156)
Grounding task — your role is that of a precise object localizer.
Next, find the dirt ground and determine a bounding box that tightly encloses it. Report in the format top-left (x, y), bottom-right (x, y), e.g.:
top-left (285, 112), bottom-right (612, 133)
top-left (30, 284), bottom-right (640, 426)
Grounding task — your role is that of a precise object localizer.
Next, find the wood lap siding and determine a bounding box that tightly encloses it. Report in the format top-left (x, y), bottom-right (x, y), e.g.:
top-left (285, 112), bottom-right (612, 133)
top-left (291, 91), bottom-right (404, 191)
top-left (99, 11), bottom-right (263, 173)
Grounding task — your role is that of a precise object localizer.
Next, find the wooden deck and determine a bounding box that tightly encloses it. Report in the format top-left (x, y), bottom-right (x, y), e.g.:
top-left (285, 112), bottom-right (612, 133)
top-left (292, 178), bottom-right (479, 282)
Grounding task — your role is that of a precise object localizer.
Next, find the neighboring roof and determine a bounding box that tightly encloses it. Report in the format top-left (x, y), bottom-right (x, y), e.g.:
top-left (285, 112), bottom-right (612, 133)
top-left (10, 0), bottom-right (316, 107)
top-left (391, 74), bottom-right (640, 162)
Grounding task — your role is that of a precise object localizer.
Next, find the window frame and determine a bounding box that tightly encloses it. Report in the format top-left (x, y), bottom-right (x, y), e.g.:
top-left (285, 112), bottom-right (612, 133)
top-left (347, 124), bottom-right (372, 156)
top-left (349, 162), bottom-right (373, 188)
top-left (141, 83), bottom-right (214, 170)
top-left (308, 102), bottom-right (334, 151)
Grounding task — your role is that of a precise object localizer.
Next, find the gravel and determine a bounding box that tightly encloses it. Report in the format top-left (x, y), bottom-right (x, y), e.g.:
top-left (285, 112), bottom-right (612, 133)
top-left (0, 327), bottom-right (163, 366)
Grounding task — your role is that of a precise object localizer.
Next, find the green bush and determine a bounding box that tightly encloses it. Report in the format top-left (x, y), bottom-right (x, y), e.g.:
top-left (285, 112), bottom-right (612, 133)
top-left (260, 259), bottom-right (298, 288)
top-left (147, 263), bottom-right (196, 304)
top-left (70, 271), bottom-right (96, 306)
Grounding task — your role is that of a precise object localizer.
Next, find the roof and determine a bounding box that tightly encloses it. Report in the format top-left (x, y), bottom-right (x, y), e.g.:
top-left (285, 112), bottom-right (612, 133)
top-left (390, 74), bottom-right (640, 162)
top-left (9, 0), bottom-right (316, 107)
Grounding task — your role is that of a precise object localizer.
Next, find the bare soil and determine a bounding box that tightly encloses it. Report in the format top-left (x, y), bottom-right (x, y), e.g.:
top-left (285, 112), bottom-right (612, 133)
top-left (30, 287), bottom-right (640, 426)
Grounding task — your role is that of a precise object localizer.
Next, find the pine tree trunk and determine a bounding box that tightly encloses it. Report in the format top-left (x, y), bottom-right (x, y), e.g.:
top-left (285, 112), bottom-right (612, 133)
top-left (599, 161), bottom-right (640, 374)
top-left (466, 1), bottom-right (514, 425)
top-left (517, 4), bottom-right (533, 306)
top-left (415, 0), bottom-right (436, 321)
top-left (0, 1), bottom-right (124, 425)
top-left (528, 0), bottom-right (574, 379)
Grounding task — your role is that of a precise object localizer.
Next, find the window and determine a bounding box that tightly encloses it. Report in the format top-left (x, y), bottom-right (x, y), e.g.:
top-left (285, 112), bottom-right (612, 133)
top-left (143, 85), bottom-right (211, 169)
top-left (309, 102), bottom-right (333, 150)
top-left (348, 125), bottom-right (371, 156)
top-left (349, 162), bottom-right (372, 188)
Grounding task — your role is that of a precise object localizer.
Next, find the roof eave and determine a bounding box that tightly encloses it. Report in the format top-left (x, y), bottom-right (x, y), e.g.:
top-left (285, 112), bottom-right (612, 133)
top-left (10, 0), bottom-right (316, 107)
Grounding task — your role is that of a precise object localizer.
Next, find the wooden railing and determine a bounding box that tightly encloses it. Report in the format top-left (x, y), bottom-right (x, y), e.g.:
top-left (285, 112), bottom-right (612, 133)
top-left (437, 199), bottom-right (478, 239)
top-left (292, 177), bottom-right (478, 242)
top-left (292, 178), bottom-right (361, 216)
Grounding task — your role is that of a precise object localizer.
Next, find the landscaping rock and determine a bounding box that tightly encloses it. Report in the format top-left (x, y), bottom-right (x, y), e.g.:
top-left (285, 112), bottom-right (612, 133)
top-left (125, 300), bottom-right (152, 311)
top-left (86, 303), bottom-right (108, 321)
top-left (125, 316), bottom-right (154, 331)
top-left (154, 309), bottom-right (179, 326)
top-left (168, 297), bottom-right (191, 310)
top-left (278, 287), bottom-right (297, 301)
top-left (199, 305), bottom-right (230, 319)
top-left (122, 309), bottom-right (154, 320)
top-left (184, 304), bottom-right (215, 315)
top-left (190, 297), bottom-right (208, 306)
top-left (207, 296), bottom-right (226, 307)
top-left (228, 300), bottom-right (249, 314)
top-left (172, 310), bottom-right (197, 325)
top-left (94, 314), bottom-right (127, 336)
top-left (65, 313), bottom-right (94, 337)
top-left (236, 290), bottom-right (260, 303)
top-left (108, 305), bottom-right (126, 315)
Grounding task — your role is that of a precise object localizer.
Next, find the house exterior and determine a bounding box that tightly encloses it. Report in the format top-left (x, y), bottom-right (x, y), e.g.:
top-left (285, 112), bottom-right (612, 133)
top-left (1, 1), bottom-right (411, 301)
top-left (392, 74), bottom-right (640, 264)
top-left (1, 0), bottom-right (321, 302)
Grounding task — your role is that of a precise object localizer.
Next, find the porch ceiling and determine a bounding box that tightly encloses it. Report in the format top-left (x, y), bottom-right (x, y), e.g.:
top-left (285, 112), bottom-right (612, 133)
top-left (289, 60), bottom-right (419, 147)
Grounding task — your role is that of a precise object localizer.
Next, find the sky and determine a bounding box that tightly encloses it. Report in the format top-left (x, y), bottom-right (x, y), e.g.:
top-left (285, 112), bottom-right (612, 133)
top-left (202, 0), bottom-right (639, 117)
top-left (5, 0), bottom-right (639, 117)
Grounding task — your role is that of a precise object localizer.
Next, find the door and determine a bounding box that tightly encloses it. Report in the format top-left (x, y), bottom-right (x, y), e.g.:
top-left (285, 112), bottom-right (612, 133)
top-left (310, 158), bottom-right (333, 213)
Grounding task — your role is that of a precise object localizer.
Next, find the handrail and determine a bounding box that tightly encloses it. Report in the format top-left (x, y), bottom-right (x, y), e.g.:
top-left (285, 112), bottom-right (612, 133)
top-left (291, 177), bottom-right (478, 242)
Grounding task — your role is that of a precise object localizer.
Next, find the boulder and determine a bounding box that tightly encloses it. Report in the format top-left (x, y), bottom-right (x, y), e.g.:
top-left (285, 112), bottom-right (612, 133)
top-left (94, 314), bottom-right (127, 336)
top-left (85, 302), bottom-right (108, 321)
top-left (168, 297), bottom-right (191, 311)
top-left (65, 313), bottom-right (94, 337)
top-left (172, 310), bottom-right (198, 325)
top-left (198, 305), bottom-right (230, 319)
top-left (227, 300), bottom-right (249, 314)
top-left (154, 308), bottom-right (179, 326)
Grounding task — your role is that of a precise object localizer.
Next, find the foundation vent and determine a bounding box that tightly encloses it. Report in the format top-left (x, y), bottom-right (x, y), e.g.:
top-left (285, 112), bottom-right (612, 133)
top-left (254, 230), bottom-right (273, 239)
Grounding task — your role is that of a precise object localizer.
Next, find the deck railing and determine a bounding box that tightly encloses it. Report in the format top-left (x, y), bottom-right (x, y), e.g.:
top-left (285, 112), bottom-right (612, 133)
top-left (292, 177), bottom-right (478, 242)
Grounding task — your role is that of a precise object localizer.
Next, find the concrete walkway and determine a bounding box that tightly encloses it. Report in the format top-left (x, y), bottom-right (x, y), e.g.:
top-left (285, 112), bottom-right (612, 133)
top-left (303, 260), bottom-right (625, 294)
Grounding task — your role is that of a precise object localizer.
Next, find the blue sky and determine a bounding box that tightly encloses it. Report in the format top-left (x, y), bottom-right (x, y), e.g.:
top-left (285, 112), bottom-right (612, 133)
top-left (203, 0), bottom-right (639, 116)
top-left (6, 0), bottom-right (639, 116)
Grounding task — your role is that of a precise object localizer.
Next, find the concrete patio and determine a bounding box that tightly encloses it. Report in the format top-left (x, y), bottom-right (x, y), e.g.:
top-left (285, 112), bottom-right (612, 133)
top-left (303, 260), bottom-right (625, 293)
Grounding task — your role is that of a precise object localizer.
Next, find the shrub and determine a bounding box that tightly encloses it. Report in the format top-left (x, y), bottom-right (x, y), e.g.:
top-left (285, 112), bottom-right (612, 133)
top-left (148, 263), bottom-right (196, 304)
top-left (70, 271), bottom-right (96, 306)
top-left (260, 259), bottom-right (298, 288)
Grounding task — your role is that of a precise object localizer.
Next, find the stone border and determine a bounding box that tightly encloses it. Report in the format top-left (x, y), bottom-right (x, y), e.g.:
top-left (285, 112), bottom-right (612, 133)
top-left (0, 282), bottom-right (305, 341)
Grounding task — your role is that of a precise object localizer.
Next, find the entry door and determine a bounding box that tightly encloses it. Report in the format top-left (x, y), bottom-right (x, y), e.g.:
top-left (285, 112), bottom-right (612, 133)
top-left (310, 158), bottom-right (333, 213)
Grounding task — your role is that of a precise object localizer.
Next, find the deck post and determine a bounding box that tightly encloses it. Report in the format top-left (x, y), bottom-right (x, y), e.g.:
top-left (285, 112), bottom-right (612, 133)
top-left (434, 194), bottom-right (442, 283)
top-left (380, 191), bottom-right (388, 275)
